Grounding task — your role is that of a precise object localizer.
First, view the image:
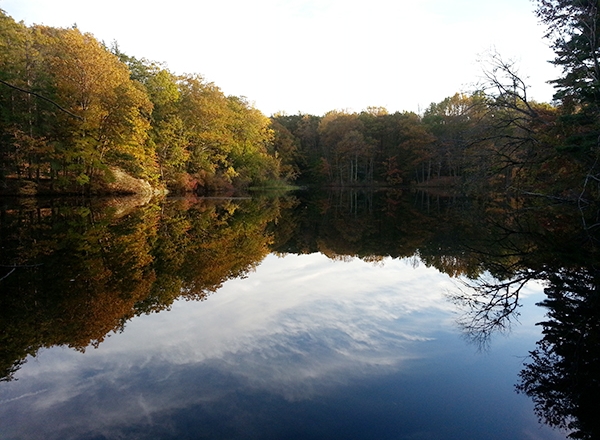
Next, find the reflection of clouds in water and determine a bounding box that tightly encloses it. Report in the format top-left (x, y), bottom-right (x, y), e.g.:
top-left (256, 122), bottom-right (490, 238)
top-left (0, 388), bottom-right (48, 405)
top-left (24, 254), bottom-right (456, 370)
top-left (0, 253), bottom-right (461, 439)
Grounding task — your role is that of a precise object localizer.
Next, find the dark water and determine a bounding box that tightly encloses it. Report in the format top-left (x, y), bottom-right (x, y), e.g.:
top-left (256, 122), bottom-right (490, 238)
top-left (1, 190), bottom-right (598, 439)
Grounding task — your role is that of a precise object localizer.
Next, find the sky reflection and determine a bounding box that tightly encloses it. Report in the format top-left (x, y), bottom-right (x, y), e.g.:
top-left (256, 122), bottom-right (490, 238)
top-left (0, 253), bottom-right (564, 439)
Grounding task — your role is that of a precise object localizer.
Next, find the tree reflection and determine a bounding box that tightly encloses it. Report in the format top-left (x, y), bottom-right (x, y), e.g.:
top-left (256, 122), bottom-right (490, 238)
top-left (516, 267), bottom-right (600, 439)
top-left (3, 189), bottom-right (600, 439)
top-left (433, 195), bottom-right (600, 438)
top-left (449, 270), bottom-right (540, 348)
top-left (0, 195), bottom-right (286, 381)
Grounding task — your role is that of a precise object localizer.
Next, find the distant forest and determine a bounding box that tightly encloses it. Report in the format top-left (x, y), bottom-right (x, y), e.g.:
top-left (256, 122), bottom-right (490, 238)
top-left (1, 1), bottom-right (600, 200)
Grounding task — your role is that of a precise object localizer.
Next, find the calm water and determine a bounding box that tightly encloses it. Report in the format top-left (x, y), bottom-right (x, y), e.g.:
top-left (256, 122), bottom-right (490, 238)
top-left (1, 191), bottom-right (597, 439)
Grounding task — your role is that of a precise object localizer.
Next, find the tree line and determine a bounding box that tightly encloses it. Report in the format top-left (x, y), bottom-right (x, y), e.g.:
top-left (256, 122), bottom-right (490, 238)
top-left (270, 82), bottom-right (588, 199)
top-left (0, 10), bottom-right (281, 195)
top-left (2, 1), bottom-right (600, 200)
top-left (270, 0), bottom-right (600, 201)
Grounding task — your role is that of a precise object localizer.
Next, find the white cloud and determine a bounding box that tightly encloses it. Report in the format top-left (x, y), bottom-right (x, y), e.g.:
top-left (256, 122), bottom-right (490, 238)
top-left (0, 252), bottom-right (549, 439)
top-left (9, 254), bottom-right (457, 387)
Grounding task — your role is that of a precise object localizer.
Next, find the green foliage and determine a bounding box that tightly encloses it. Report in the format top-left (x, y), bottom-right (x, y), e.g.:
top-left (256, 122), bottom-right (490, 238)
top-left (269, 119), bottom-right (301, 181)
top-left (532, 0), bottom-right (600, 193)
top-left (535, 0), bottom-right (600, 108)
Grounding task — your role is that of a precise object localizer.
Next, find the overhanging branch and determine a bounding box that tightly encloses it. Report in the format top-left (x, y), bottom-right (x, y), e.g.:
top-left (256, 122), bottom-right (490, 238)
top-left (0, 79), bottom-right (83, 120)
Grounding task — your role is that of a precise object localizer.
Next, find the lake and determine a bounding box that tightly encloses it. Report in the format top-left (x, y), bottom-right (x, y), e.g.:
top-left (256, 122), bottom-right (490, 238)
top-left (1, 190), bottom-right (597, 439)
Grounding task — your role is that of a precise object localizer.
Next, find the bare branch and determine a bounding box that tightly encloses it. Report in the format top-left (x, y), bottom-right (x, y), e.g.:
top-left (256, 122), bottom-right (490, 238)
top-left (0, 79), bottom-right (83, 120)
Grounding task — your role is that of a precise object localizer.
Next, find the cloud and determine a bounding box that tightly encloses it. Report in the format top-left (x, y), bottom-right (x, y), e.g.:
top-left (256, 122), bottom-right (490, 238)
top-left (0, 254), bottom-right (461, 435)
top-left (0, 253), bottom-right (548, 439)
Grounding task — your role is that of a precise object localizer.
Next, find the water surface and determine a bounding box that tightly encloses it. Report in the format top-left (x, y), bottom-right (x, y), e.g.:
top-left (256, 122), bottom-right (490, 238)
top-left (1, 191), bottom-right (594, 439)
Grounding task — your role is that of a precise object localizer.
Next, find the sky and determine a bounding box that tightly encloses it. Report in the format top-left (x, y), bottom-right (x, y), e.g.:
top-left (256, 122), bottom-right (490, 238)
top-left (0, 0), bottom-right (559, 116)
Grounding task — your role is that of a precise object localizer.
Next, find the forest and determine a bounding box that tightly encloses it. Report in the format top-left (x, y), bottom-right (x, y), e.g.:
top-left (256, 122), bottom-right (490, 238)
top-left (276, 0), bottom-right (600, 202)
top-left (1, 1), bottom-right (600, 200)
top-left (0, 10), bottom-right (281, 195)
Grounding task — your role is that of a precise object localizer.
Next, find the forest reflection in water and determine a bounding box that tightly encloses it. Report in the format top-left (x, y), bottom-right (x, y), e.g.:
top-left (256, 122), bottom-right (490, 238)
top-left (1, 189), bottom-right (599, 439)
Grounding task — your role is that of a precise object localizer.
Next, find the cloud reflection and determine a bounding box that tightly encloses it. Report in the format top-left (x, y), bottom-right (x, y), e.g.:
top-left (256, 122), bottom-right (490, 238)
top-left (0, 253), bottom-right (542, 439)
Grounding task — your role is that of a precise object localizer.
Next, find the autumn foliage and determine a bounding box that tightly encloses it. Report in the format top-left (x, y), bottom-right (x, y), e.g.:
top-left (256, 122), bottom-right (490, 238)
top-left (0, 11), bottom-right (283, 195)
